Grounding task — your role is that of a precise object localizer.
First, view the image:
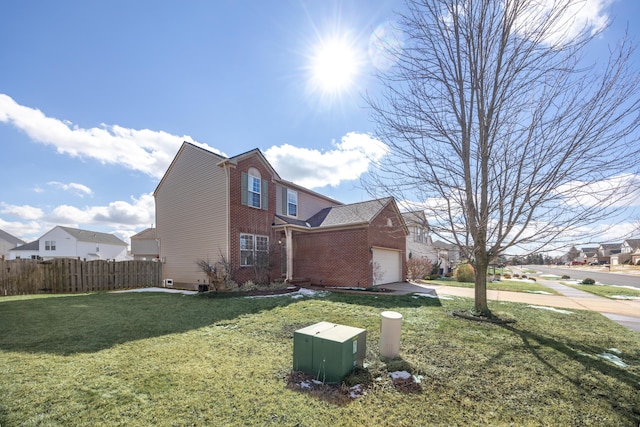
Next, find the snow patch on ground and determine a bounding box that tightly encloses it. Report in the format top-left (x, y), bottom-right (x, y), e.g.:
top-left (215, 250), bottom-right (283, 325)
top-left (526, 290), bottom-right (554, 295)
top-left (527, 305), bottom-right (573, 314)
top-left (597, 352), bottom-right (629, 368)
top-left (611, 295), bottom-right (640, 300)
top-left (246, 287), bottom-right (329, 299)
top-left (111, 287), bottom-right (198, 295)
top-left (412, 293), bottom-right (454, 300)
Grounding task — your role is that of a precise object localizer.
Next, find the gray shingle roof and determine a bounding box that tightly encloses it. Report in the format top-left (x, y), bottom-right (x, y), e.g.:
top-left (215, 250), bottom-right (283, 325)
top-left (57, 227), bottom-right (127, 246)
top-left (131, 228), bottom-right (156, 239)
top-left (623, 239), bottom-right (640, 250)
top-left (0, 229), bottom-right (25, 246)
top-left (11, 240), bottom-right (39, 251)
top-left (306, 198), bottom-right (393, 228)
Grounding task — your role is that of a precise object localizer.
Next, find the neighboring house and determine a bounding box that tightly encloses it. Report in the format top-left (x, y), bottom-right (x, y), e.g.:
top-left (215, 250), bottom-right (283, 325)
top-left (131, 228), bottom-right (160, 260)
top-left (614, 239), bottom-right (640, 265)
top-left (402, 211), bottom-right (438, 262)
top-left (7, 240), bottom-right (40, 260)
top-left (154, 142), bottom-right (408, 288)
top-left (598, 243), bottom-right (621, 264)
top-left (0, 229), bottom-right (25, 259)
top-left (431, 240), bottom-right (461, 275)
top-left (579, 247), bottom-right (598, 264)
top-left (33, 226), bottom-right (128, 261)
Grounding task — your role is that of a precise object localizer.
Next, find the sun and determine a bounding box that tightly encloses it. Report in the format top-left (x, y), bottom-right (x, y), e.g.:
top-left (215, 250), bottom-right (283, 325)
top-left (308, 34), bottom-right (361, 98)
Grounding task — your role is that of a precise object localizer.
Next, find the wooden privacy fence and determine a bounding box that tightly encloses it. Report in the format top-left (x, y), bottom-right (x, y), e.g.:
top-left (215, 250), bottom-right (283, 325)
top-left (0, 258), bottom-right (162, 296)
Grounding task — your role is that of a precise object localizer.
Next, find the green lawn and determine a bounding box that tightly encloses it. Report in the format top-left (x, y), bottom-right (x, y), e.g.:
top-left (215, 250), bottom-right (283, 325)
top-left (1, 291), bottom-right (639, 426)
top-left (565, 282), bottom-right (640, 300)
top-left (426, 278), bottom-right (561, 295)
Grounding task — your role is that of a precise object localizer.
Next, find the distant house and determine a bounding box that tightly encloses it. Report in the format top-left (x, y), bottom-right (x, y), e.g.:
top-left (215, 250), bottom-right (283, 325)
top-left (579, 247), bottom-right (598, 264)
top-left (8, 226), bottom-right (128, 261)
top-left (598, 243), bottom-right (621, 264)
top-left (612, 239), bottom-right (640, 265)
top-left (154, 142), bottom-right (408, 289)
top-left (431, 240), bottom-right (461, 275)
top-left (0, 229), bottom-right (25, 258)
top-left (402, 211), bottom-right (438, 262)
top-left (7, 240), bottom-right (39, 260)
top-left (130, 228), bottom-right (159, 260)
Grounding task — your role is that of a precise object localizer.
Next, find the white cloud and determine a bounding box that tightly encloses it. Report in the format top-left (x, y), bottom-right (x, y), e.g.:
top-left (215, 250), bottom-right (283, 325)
top-left (0, 94), bottom-right (224, 179)
top-left (555, 174), bottom-right (640, 208)
top-left (0, 203), bottom-right (44, 220)
top-left (515, 0), bottom-right (611, 45)
top-left (47, 181), bottom-right (93, 197)
top-left (46, 193), bottom-right (155, 228)
top-left (264, 132), bottom-right (388, 188)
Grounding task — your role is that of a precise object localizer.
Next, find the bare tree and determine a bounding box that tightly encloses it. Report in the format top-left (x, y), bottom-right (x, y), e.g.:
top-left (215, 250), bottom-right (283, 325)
top-left (366, 0), bottom-right (640, 314)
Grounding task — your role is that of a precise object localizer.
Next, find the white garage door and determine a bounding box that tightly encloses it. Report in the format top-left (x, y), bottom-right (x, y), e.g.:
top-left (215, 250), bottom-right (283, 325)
top-left (372, 248), bottom-right (402, 285)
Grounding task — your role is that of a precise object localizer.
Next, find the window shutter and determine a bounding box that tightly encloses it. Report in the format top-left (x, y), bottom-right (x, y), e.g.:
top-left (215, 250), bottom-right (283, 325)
top-left (281, 187), bottom-right (287, 214)
top-left (241, 172), bottom-right (248, 206)
top-left (261, 179), bottom-right (268, 210)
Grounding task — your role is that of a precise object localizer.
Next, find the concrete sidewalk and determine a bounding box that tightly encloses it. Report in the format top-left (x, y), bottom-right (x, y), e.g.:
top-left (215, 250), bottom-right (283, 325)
top-left (380, 281), bottom-right (640, 332)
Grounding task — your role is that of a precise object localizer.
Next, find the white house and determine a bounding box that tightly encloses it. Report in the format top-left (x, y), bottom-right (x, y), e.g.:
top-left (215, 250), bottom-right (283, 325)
top-left (19, 226), bottom-right (129, 261)
top-left (0, 229), bottom-right (25, 258)
top-left (7, 240), bottom-right (40, 260)
top-left (130, 228), bottom-right (160, 260)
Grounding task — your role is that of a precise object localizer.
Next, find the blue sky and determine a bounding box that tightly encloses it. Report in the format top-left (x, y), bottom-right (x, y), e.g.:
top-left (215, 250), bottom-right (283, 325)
top-left (1, 0), bottom-right (639, 246)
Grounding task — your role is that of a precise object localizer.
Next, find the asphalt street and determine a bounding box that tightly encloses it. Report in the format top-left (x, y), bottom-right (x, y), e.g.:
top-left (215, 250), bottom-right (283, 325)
top-left (522, 265), bottom-right (640, 289)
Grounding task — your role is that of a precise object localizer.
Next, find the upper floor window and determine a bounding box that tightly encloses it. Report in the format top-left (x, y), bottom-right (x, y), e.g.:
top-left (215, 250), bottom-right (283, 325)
top-left (242, 168), bottom-right (268, 210)
top-left (45, 240), bottom-right (56, 251)
top-left (414, 227), bottom-right (424, 243)
top-left (287, 189), bottom-right (298, 217)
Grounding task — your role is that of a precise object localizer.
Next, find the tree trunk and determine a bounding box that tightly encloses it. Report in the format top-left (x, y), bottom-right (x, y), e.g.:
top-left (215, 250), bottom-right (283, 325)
top-left (474, 259), bottom-right (489, 314)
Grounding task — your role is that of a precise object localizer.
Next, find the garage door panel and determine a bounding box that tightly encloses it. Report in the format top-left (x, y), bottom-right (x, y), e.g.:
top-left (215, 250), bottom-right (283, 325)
top-left (372, 248), bottom-right (402, 285)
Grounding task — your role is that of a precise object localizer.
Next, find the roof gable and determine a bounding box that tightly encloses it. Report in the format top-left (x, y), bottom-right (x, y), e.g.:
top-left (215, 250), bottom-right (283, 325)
top-left (154, 141), bottom-right (227, 196)
top-left (131, 228), bottom-right (156, 239)
top-left (0, 229), bottom-right (25, 246)
top-left (218, 148), bottom-right (281, 181)
top-left (10, 240), bottom-right (39, 251)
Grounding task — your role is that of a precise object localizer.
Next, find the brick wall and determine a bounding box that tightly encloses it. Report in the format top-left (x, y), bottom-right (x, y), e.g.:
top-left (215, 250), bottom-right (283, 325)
top-left (228, 155), bottom-right (282, 284)
top-left (292, 227), bottom-right (370, 287)
top-left (368, 202), bottom-right (407, 282)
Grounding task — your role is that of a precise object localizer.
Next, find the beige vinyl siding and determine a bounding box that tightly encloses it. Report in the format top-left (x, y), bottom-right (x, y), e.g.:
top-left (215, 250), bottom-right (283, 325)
top-left (276, 184), bottom-right (337, 219)
top-left (155, 144), bottom-right (228, 285)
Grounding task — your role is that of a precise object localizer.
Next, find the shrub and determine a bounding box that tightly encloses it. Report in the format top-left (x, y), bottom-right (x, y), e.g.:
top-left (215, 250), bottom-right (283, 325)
top-left (513, 274), bottom-right (520, 278)
top-left (530, 277), bottom-right (536, 281)
top-left (406, 257), bottom-right (433, 280)
top-left (454, 263), bottom-right (475, 283)
top-left (561, 275), bottom-right (570, 279)
top-left (240, 280), bottom-right (258, 291)
top-left (444, 272), bottom-right (453, 278)
top-left (503, 273), bottom-right (512, 279)
top-left (521, 275), bottom-right (527, 279)
top-left (582, 278), bottom-right (596, 285)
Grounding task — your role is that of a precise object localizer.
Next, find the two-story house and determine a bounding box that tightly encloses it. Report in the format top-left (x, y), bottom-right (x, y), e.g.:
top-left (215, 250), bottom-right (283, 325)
top-left (0, 229), bottom-right (25, 259)
top-left (402, 211), bottom-right (438, 261)
top-left (8, 226), bottom-right (128, 260)
top-left (154, 142), bottom-right (408, 289)
top-left (130, 228), bottom-right (160, 260)
top-left (612, 239), bottom-right (640, 265)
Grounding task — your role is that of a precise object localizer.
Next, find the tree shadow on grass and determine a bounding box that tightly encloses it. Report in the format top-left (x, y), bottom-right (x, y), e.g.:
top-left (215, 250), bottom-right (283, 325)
top-left (324, 292), bottom-right (442, 309)
top-left (498, 323), bottom-right (640, 424)
top-left (0, 291), bottom-right (298, 355)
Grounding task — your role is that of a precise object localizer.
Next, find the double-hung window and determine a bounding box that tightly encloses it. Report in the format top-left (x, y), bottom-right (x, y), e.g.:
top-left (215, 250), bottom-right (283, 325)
top-left (248, 175), bottom-right (261, 208)
top-left (287, 189), bottom-right (298, 217)
top-left (45, 240), bottom-right (56, 251)
top-left (240, 234), bottom-right (269, 266)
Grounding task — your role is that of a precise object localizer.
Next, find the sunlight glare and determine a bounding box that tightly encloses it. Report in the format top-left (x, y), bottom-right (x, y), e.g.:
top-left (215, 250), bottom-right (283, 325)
top-left (309, 35), bottom-right (360, 96)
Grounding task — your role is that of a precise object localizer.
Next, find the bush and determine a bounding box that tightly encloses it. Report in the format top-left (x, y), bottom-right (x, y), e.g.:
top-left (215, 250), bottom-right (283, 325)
top-left (561, 275), bottom-right (570, 279)
top-left (582, 278), bottom-right (596, 285)
top-left (513, 274), bottom-right (520, 278)
top-left (406, 257), bottom-right (433, 280)
top-left (521, 275), bottom-right (527, 279)
top-left (454, 263), bottom-right (475, 283)
top-left (530, 277), bottom-right (536, 281)
top-left (503, 273), bottom-right (512, 279)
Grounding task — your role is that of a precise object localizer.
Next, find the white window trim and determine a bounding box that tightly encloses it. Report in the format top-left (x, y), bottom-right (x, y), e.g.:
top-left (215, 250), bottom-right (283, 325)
top-left (240, 233), bottom-right (269, 266)
top-left (287, 189), bottom-right (298, 218)
top-left (248, 174), bottom-right (262, 209)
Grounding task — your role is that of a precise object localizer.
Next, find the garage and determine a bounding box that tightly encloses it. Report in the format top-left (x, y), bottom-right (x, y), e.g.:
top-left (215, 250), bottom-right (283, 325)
top-left (372, 247), bottom-right (402, 285)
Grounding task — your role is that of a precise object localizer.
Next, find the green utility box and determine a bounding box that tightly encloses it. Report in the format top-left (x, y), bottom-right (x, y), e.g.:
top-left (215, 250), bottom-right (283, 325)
top-left (293, 321), bottom-right (366, 383)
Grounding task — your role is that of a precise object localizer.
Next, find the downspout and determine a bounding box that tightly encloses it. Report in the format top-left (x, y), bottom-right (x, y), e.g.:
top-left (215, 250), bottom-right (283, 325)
top-left (285, 226), bottom-right (293, 282)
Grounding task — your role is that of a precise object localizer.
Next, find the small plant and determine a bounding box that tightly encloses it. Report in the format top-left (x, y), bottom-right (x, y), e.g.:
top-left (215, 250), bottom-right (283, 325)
top-left (530, 277), bottom-right (536, 281)
top-left (503, 273), bottom-right (512, 279)
top-left (454, 263), bottom-right (475, 283)
top-left (513, 274), bottom-right (520, 278)
top-left (521, 275), bottom-right (527, 279)
top-left (582, 278), bottom-right (596, 285)
top-left (561, 275), bottom-right (570, 279)
top-left (406, 257), bottom-right (433, 280)
top-left (240, 280), bottom-right (258, 291)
